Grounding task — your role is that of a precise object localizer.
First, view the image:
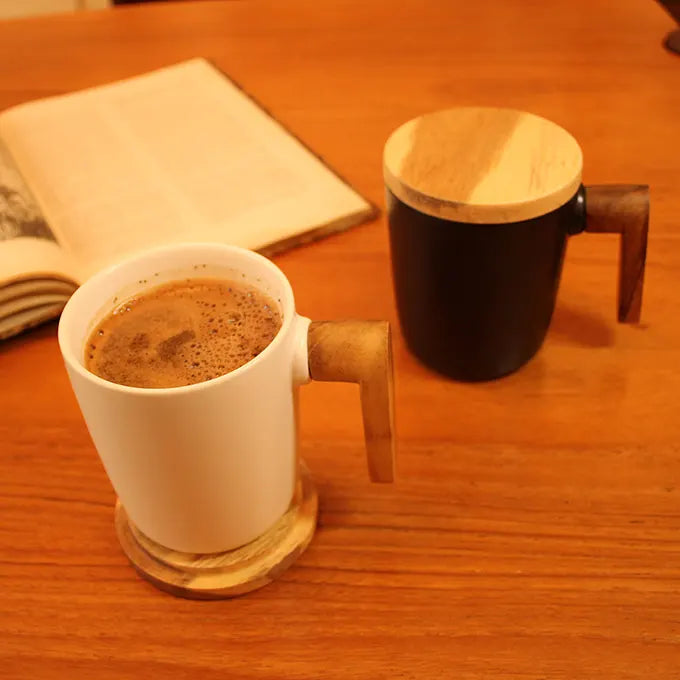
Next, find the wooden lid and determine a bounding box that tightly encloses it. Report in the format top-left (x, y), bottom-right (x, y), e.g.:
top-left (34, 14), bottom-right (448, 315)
top-left (383, 107), bottom-right (583, 224)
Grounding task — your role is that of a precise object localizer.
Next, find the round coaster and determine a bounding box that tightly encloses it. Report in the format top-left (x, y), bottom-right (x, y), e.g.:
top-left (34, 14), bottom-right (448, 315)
top-left (114, 465), bottom-right (318, 599)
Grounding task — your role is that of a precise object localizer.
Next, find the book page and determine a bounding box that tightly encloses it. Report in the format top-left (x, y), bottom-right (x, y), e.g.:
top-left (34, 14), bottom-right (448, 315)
top-left (0, 292), bottom-right (70, 319)
top-left (0, 59), bottom-right (373, 280)
top-left (0, 302), bottom-right (66, 341)
top-left (0, 137), bottom-right (76, 286)
top-left (0, 278), bottom-right (74, 306)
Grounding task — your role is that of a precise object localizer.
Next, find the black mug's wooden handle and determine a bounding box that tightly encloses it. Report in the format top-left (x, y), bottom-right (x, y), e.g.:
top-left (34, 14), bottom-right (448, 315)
top-left (584, 185), bottom-right (649, 323)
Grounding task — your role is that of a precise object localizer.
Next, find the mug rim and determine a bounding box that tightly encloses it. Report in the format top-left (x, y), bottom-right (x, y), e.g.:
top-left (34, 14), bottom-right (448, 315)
top-left (57, 242), bottom-right (297, 396)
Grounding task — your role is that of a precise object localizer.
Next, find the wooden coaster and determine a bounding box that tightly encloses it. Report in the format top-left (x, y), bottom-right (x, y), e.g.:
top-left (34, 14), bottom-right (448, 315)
top-left (114, 465), bottom-right (318, 599)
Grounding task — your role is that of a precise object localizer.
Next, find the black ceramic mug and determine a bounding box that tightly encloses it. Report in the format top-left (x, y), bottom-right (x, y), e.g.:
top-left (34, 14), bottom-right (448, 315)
top-left (384, 108), bottom-right (649, 381)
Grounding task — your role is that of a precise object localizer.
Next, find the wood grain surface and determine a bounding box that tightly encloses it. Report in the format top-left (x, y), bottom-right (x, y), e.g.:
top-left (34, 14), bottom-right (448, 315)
top-left (1, 0), bottom-right (679, 677)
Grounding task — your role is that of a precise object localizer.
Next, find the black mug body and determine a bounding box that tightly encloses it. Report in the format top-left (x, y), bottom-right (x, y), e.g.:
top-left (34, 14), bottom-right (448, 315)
top-left (387, 187), bottom-right (586, 381)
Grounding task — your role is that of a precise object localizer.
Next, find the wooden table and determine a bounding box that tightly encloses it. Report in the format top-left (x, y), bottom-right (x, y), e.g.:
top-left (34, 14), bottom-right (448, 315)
top-left (1, 0), bottom-right (679, 676)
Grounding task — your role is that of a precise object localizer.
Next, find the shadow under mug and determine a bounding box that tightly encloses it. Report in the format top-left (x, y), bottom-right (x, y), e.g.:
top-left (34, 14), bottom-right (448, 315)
top-left (387, 183), bottom-right (649, 381)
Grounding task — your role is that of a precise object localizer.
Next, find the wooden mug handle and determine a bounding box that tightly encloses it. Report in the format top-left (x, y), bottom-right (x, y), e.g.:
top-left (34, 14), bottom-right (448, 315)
top-left (584, 185), bottom-right (649, 323)
top-left (307, 320), bottom-right (395, 483)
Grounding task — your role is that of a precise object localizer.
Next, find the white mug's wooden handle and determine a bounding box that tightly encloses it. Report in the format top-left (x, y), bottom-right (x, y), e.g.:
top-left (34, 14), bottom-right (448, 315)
top-left (307, 320), bottom-right (395, 483)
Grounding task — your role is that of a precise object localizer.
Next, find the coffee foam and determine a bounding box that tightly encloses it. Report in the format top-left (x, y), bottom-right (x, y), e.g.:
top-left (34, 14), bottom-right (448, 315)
top-left (85, 278), bottom-right (282, 388)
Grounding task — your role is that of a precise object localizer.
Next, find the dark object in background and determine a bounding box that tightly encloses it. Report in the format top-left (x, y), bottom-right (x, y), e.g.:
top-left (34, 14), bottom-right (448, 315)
top-left (655, 1), bottom-right (680, 54)
top-left (384, 108), bottom-right (649, 382)
top-left (667, 31), bottom-right (680, 53)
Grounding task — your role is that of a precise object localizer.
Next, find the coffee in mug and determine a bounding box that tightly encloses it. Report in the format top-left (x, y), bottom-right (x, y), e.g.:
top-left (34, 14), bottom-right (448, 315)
top-left (86, 278), bottom-right (282, 388)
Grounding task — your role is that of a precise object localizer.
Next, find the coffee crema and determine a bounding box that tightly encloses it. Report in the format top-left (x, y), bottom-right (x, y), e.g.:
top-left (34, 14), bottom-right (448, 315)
top-left (85, 278), bottom-right (282, 388)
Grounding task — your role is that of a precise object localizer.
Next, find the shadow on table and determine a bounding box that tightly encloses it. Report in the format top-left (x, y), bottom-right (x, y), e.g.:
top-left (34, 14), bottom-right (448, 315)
top-left (549, 303), bottom-right (614, 348)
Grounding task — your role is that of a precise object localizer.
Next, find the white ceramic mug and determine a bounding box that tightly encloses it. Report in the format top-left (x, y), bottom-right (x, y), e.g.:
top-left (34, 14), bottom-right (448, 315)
top-left (58, 243), bottom-right (394, 554)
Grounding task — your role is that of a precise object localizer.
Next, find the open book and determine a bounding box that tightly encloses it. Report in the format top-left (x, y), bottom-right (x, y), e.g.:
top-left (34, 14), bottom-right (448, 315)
top-left (0, 59), bottom-right (375, 340)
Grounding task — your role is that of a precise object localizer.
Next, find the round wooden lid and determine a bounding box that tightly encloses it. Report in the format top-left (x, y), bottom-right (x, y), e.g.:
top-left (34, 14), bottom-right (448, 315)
top-left (383, 107), bottom-right (583, 224)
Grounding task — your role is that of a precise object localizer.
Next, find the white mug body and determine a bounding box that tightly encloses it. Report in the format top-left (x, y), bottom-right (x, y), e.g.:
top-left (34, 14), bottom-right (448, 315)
top-left (58, 243), bottom-right (310, 553)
